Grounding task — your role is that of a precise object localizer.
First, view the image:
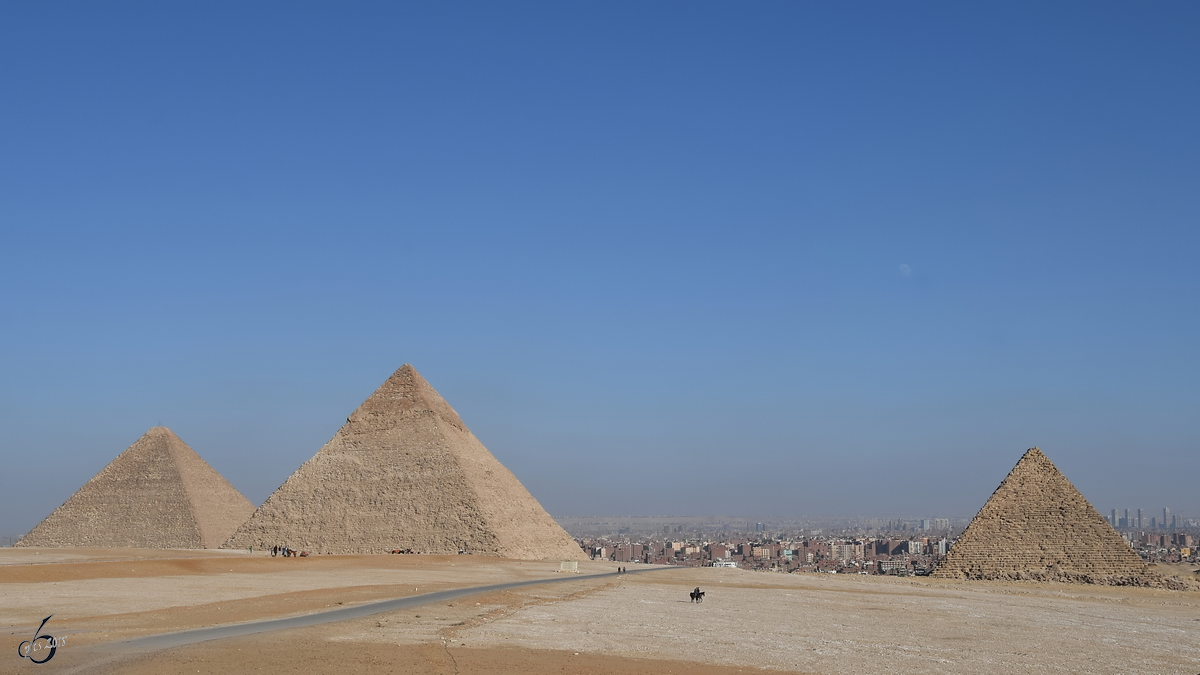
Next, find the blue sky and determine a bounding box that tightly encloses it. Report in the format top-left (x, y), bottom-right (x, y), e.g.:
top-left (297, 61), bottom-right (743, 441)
top-left (2, 2), bottom-right (1197, 537)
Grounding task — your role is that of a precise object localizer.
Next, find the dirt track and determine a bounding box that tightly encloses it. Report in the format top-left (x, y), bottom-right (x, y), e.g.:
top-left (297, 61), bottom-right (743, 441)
top-left (2, 549), bottom-right (1198, 674)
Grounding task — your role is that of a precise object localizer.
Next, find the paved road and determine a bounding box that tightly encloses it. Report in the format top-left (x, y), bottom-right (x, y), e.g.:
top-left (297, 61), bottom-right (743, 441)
top-left (117, 566), bottom-right (665, 652)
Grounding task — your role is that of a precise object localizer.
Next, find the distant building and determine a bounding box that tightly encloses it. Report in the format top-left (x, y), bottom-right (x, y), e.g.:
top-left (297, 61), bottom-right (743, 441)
top-left (831, 542), bottom-right (864, 561)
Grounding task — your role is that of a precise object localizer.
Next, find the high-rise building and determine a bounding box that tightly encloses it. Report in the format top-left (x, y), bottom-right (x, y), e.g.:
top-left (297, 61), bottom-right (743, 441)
top-left (1136, 509), bottom-right (1142, 529)
top-left (1110, 509), bottom-right (1117, 526)
top-left (1164, 508), bottom-right (1171, 531)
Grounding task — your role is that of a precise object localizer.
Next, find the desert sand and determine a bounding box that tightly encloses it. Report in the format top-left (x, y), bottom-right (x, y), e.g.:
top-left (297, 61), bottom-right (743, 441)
top-left (2, 548), bottom-right (1198, 674)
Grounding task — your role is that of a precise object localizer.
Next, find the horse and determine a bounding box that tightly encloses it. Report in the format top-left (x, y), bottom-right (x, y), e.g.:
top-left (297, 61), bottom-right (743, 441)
top-left (690, 589), bottom-right (705, 603)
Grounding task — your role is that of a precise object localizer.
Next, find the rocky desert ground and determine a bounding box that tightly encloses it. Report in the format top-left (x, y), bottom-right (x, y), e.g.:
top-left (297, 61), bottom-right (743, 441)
top-left (2, 548), bottom-right (1198, 674)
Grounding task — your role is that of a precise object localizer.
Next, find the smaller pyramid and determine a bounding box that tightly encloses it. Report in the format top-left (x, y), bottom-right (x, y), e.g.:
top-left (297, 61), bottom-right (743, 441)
top-left (16, 428), bottom-right (255, 549)
top-left (932, 447), bottom-right (1155, 585)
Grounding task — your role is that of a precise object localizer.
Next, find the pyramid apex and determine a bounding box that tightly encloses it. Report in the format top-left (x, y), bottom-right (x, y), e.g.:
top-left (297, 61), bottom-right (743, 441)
top-left (389, 363), bottom-right (431, 388)
top-left (1013, 447), bottom-right (1056, 472)
top-left (349, 364), bottom-right (465, 430)
top-left (1017, 446), bottom-right (1046, 460)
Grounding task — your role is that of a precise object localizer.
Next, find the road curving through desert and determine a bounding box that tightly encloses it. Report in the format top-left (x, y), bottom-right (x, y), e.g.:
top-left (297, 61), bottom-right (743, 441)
top-left (115, 567), bottom-right (661, 652)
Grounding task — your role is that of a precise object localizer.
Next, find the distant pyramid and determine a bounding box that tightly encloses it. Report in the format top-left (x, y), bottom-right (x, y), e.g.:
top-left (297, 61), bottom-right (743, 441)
top-left (16, 428), bottom-right (255, 549)
top-left (223, 365), bottom-right (586, 560)
top-left (932, 447), bottom-right (1155, 585)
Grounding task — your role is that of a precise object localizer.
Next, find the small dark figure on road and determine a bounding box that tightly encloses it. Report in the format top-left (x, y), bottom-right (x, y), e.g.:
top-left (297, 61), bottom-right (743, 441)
top-left (690, 587), bottom-right (705, 603)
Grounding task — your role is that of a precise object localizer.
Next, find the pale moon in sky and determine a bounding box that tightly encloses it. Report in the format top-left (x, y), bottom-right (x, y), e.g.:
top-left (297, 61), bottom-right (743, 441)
top-left (898, 264), bottom-right (912, 277)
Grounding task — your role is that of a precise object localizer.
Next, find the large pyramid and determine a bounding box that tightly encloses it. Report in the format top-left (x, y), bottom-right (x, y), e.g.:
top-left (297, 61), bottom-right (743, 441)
top-left (932, 447), bottom-right (1155, 585)
top-left (16, 427), bottom-right (256, 549)
top-left (223, 365), bottom-right (586, 560)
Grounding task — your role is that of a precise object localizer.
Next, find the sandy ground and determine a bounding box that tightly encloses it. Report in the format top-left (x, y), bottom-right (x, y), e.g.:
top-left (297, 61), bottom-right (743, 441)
top-left (2, 549), bottom-right (1198, 674)
top-left (460, 567), bottom-right (1200, 674)
top-left (1153, 561), bottom-right (1200, 581)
